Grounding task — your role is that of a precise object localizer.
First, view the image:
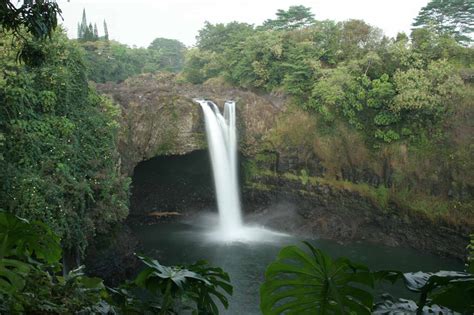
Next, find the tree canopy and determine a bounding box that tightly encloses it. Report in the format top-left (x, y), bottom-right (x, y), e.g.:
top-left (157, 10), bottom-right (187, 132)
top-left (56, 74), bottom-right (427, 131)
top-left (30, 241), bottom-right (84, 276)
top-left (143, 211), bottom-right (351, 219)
top-left (0, 29), bottom-right (130, 253)
top-left (148, 37), bottom-right (186, 72)
top-left (412, 0), bottom-right (474, 44)
top-left (261, 5), bottom-right (315, 30)
top-left (0, 0), bottom-right (61, 39)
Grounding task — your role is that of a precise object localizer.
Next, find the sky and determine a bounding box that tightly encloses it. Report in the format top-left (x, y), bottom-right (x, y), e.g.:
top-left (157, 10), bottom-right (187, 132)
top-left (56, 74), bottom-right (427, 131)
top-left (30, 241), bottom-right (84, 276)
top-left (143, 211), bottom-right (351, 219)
top-left (58, 0), bottom-right (430, 48)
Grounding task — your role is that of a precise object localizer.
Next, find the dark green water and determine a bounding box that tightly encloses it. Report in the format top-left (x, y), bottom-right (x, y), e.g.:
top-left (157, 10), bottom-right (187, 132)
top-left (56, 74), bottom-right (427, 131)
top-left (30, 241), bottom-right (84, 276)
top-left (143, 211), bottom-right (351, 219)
top-left (132, 217), bottom-right (462, 315)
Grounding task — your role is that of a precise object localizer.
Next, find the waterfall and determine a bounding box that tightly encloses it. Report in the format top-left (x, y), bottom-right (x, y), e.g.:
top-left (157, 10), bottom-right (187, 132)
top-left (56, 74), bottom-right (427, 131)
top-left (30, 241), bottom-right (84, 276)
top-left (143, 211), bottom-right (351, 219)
top-left (197, 100), bottom-right (243, 236)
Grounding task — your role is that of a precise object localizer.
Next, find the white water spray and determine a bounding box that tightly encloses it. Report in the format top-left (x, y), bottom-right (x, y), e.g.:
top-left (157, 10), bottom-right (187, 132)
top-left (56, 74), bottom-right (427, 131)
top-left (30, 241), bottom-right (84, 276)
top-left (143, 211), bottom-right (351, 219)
top-left (197, 99), bottom-right (288, 242)
top-left (197, 100), bottom-right (243, 237)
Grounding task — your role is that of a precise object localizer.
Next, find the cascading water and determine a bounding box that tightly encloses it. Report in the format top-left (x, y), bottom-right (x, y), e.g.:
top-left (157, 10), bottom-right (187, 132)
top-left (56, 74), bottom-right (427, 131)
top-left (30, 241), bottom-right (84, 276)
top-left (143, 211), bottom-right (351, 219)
top-left (197, 99), bottom-right (287, 242)
top-left (197, 100), bottom-right (243, 237)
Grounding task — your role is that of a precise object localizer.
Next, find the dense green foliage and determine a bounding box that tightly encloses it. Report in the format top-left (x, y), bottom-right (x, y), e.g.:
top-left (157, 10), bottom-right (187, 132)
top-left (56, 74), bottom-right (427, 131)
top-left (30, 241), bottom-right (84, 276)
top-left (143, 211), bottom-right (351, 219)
top-left (0, 2), bottom-right (472, 312)
top-left (107, 256), bottom-right (232, 314)
top-left (77, 9), bottom-right (104, 42)
top-left (260, 242), bottom-right (474, 315)
top-left (148, 37), bottom-right (186, 72)
top-left (182, 10), bottom-right (471, 145)
top-left (0, 211), bottom-right (107, 313)
top-left (78, 38), bottom-right (187, 83)
top-left (0, 29), bottom-right (130, 254)
top-left (260, 241), bottom-right (374, 314)
top-left (74, 10), bottom-right (186, 83)
top-left (112, 255), bottom-right (232, 314)
top-left (0, 0), bottom-right (62, 65)
top-left (1, 211), bottom-right (232, 314)
top-left (413, 0), bottom-right (474, 44)
top-left (183, 5), bottom-right (473, 222)
top-left (261, 5), bottom-right (315, 30)
top-left (0, 0), bottom-right (61, 40)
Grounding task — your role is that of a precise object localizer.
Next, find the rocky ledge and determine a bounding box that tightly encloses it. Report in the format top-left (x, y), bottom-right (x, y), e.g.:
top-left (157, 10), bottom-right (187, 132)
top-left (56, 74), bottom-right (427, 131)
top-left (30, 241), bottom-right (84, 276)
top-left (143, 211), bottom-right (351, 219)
top-left (97, 73), bottom-right (281, 174)
top-left (243, 173), bottom-right (470, 261)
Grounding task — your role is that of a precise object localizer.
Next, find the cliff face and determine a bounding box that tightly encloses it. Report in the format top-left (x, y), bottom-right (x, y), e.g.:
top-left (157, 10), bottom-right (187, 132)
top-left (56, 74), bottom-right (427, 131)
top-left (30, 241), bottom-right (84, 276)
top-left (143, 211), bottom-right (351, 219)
top-left (97, 73), bottom-right (471, 260)
top-left (97, 73), bottom-right (281, 175)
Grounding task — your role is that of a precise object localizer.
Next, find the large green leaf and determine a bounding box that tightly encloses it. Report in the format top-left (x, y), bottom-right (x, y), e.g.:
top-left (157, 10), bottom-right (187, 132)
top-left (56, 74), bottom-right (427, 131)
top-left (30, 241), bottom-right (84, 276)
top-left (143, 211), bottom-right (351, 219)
top-left (375, 270), bottom-right (474, 314)
top-left (135, 255), bottom-right (209, 291)
top-left (430, 277), bottom-right (474, 314)
top-left (373, 294), bottom-right (453, 314)
top-left (134, 255), bottom-right (232, 314)
top-left (260, 241), bottom-right (374, 315)
top-left (187, 260), bottom-right (233, 314)
top-left (0, 258), bottom-right (31, 294)
top-left (0, 211), bottom-right (61, 263)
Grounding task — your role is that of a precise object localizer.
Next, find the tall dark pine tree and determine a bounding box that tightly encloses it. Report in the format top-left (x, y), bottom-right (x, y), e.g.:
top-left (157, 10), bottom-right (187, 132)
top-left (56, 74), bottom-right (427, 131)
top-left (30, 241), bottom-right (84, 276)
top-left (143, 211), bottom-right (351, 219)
top-left (103, 20), bottom-right (109, 40)
top-left (84, 22), bottom-right (93, 40)
top-left (412, 0), bottom-right (474, 44)
top-left (77, 9), bottom-right (99, 41)
top-left (79, 8), bottom-right (88, 39)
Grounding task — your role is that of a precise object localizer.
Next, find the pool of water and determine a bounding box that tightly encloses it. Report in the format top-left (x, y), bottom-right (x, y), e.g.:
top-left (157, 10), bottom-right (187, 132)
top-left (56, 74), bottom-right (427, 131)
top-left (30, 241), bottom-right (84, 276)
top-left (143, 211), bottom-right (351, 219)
top-left (132, 214), bottom-right (462, 314)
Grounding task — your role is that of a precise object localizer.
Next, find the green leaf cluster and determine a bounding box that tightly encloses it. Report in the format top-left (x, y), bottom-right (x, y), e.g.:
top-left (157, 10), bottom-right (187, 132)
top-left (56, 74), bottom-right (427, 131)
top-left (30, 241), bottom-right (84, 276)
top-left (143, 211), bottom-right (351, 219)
top-left (261, 241), bottom-right (374, 314)
top-left (261, 242), bottom-right (474, 314)
top-left (1, 211), bottom-right (234, 314)
top-left (181, 7), bottom-right (471, 145)
top-left (0, 29), bottom-right (130, 254)
top-left (122, 255), bottom-right (233, 314)
top-left (412, 0), bottom-right (473, 45)
top-left (0, 211), bottom-right (108, 314)
top-left (79, 37), bottom-right (187, 83)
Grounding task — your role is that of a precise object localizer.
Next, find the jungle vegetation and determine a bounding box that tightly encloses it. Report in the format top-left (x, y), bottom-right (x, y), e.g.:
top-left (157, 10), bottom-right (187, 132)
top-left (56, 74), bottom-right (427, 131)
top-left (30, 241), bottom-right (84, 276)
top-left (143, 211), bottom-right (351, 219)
top-left (0, 0), bottom-right (473, 313)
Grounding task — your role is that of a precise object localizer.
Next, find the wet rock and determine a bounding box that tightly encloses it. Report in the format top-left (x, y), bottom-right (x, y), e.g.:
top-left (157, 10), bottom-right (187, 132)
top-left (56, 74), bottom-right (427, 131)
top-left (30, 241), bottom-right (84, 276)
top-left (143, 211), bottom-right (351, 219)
top-left (243, 174), bottom-right (470, 261)
top-left (96, 73), bottom-right (281, 175)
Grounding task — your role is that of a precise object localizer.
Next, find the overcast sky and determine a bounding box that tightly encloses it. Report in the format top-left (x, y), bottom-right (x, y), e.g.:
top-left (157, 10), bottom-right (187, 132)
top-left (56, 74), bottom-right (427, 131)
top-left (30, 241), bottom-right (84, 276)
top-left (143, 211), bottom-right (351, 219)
top-left (58, 0), bottom-right (429, 48)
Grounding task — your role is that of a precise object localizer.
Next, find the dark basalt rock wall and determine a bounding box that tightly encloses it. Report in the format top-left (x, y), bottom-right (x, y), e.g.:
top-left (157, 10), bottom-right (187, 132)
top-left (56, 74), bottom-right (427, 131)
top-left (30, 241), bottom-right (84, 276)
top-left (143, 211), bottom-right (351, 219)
top-left (130, 150), bottom-right (215, 216)
top-left (243, 174), bottom-right (469, 260)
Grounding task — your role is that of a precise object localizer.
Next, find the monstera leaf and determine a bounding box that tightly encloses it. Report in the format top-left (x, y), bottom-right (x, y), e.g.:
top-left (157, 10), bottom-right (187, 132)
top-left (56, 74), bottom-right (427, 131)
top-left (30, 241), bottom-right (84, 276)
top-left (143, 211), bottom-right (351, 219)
top-left (0, 211), bottom-right (61, 263)
top-left (373, 294), bottom-right (453, 315)
top-left (426, 273), bottom-right (474, 314)
top-left (134, 255), bottom-right (232, 314)
top-left (135, 255), bottom-right (210, 290)
top-left (187, 260), bottom-right (233, 314)
top-left (0, 212), bottom-right (60, 295)
top-left (0, 258), bottom-right (31, 294)
top-left (375, 270), bottom-right (474, 314)
top-left (260, 241), bottom-right (374, 315)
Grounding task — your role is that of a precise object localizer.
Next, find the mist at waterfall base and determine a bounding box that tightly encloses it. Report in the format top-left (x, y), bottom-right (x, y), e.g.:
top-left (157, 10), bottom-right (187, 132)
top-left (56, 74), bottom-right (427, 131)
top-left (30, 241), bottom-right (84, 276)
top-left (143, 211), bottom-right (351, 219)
top-left (197, 99), bottom-right (285, 243)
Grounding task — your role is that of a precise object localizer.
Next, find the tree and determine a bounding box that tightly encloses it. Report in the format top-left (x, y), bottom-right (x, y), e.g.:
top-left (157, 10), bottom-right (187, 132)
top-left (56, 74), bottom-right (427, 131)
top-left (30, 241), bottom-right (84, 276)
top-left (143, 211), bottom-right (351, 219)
top-left (103, 19), bottom-right (109, 40)
top-left (0, 30), bottom-right (130, 254)
top-left (148, 37), bottom-right (186, 72)
top-left (78, 8), bottom-right (87, 39)
top-left (182, 48), bottom-right (222, 84)
top-left (77, 9), bottom-right (99, 41)
top-left (412, 0), bottom-right (474, 44)
top-left (0, 0), bottom-right (63, 64)
top-left (93, 23), bottom-right (98, 38)
top-left (0, 0), bottom-right (61, 39)
top-left (339, 19), bottom-right (383, 60)
top-left (196, 21), bottom-right (254, 53)
top-left (262, 5), bottom-right (315, 30)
